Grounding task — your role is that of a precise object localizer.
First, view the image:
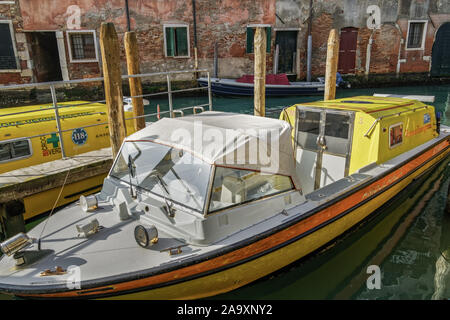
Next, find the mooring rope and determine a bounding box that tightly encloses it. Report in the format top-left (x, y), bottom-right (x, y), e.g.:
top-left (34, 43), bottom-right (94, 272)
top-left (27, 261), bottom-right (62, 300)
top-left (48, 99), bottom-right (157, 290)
top-left (37, 167), bottom-right (71, 250)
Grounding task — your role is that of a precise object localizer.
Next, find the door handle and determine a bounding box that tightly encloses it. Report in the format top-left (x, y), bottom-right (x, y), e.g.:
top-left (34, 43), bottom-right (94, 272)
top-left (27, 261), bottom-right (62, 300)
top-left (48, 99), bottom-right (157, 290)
top-left (316, 135), bottom-right (327, 150)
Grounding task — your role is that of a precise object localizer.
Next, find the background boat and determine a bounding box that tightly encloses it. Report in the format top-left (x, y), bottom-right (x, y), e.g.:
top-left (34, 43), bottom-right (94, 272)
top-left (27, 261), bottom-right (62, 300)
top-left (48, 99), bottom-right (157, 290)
top-left (197, 73), bottom-right (348, 96)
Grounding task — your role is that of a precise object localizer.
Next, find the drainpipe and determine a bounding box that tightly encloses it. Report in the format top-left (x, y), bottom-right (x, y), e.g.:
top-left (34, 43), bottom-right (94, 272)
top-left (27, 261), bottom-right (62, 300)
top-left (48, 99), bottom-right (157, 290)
top-left (395, 23), bottom-right (404, 78)
top-left (365, 31), bottom-right (374, 79)
top-left (125, 0), bottom-right (131, 32)
top-left (306, 0), bottom-right (313, 82)
top-left (192, 0), bottom-right (199, 75)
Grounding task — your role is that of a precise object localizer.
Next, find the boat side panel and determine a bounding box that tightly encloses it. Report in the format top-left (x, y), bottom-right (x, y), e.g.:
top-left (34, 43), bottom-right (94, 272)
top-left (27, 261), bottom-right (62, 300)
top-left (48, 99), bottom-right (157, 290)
top-left (349, 112), bottom-right (380, 174)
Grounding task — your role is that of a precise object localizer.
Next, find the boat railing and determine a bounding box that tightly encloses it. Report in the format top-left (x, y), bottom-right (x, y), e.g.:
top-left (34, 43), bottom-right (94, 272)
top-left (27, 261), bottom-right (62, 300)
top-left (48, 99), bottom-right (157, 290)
top-left (364, 105), bottom-right (431, 138)
top-left (0, 69), bottom-right (213, 159)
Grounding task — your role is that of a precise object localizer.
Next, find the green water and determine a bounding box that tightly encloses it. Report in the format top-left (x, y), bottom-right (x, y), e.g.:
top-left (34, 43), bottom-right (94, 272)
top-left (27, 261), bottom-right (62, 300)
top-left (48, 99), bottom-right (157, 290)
top-left (145, 84), bottom-right (450, 124)
top-left (3, 84), bottom-right (450, 300)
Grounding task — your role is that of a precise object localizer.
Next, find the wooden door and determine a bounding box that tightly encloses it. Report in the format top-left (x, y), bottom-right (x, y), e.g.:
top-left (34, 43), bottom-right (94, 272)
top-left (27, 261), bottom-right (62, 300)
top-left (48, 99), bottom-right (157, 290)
top-left (431, 23), bottom-right (450, 77)
top-left (275, 31), bottom-right (297, 74)
top-left (338, 27), bottom-right (358, 74)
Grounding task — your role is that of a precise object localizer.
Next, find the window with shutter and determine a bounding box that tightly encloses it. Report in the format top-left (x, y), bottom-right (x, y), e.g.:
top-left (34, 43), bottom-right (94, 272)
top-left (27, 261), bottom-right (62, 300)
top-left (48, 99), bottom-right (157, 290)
top-left (0, 22), bottom-right (18, 70)
top-left (246, 26), bottom-right (272, 54)
top-left (164, 25), bottom-right (190, 57)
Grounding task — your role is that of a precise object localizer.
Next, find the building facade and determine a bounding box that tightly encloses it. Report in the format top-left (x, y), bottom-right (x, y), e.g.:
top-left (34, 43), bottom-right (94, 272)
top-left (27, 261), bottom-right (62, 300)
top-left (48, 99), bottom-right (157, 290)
top-left (0, 0), bottom-right (449, 85)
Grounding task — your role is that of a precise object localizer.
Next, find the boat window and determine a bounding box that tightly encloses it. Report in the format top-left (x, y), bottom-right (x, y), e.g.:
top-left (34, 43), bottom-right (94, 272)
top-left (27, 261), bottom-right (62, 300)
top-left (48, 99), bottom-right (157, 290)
top-left (208, 167), bottom-right (294, 213)
top-left (325, 113), bottom-right (349, 139)
top-left (0, 139), bottom-right (31, 162)
top-left (324, 113), bottom-right (351, 155)
top-left (296, 110), bottom-right (321, 151)
top-left (389, 123), bottom-right (403, 148)
top-left (110, 141), bottom-right (211, 213)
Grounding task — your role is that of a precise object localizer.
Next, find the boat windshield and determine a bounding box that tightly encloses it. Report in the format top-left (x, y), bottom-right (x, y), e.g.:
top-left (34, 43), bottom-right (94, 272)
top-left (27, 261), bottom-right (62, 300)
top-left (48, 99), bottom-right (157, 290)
top-left (110, 141), bottom-right (211, 213)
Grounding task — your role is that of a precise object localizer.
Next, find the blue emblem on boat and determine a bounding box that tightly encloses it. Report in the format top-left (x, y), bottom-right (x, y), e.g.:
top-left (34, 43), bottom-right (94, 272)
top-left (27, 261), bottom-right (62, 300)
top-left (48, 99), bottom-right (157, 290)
top-left (72, 128), bottom-right (88, 145)
top-left (423, 113), bottom-right (430, 124)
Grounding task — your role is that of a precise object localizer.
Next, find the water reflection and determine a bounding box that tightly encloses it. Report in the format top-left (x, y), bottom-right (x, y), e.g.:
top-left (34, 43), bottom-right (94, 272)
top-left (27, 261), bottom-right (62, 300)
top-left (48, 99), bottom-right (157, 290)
top-left (432, 203), bottom-right (450, 300)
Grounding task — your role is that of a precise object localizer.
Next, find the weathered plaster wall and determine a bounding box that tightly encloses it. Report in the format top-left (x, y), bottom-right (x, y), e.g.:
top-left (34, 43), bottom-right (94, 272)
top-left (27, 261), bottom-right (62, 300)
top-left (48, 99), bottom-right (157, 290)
top-left (276, 0), bottom-right (450, 78)
top-left (18, 0), bottom-right (275, 80)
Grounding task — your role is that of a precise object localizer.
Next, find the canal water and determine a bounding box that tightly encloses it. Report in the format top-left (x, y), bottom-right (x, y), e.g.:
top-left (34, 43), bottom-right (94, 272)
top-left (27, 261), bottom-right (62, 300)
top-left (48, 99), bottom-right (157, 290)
top-left (3, 84), bottom-right (450, 300)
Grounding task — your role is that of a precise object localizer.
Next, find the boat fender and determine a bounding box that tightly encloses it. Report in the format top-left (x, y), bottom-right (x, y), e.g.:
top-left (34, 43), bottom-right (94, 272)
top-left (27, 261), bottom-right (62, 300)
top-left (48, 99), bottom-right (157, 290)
top-left (79, 195), bottom-right (98, 212)
top-left (134, 225), bottom-right (158, 248)
top-left (76, 219), bottom-right (100, 237)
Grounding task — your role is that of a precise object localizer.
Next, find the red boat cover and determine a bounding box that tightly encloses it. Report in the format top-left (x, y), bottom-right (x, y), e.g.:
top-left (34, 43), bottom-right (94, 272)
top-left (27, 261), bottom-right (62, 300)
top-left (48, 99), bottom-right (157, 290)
top-left (236, 73), bottom-right (290, 85)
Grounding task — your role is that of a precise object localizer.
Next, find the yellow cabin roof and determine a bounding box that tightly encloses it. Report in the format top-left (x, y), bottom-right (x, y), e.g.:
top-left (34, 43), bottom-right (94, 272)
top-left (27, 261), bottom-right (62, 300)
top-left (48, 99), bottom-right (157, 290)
top-left (0, 101), bottom-right (107, 128)
top-left (297, 96), bottom-right (427, 118)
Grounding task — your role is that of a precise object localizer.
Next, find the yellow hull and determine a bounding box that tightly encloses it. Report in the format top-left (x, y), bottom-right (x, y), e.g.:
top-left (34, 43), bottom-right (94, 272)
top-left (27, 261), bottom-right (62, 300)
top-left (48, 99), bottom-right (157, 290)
top-left (100, 142), bottom-right (449, 300)
top-left (23, 174), bottom-right (106, 221)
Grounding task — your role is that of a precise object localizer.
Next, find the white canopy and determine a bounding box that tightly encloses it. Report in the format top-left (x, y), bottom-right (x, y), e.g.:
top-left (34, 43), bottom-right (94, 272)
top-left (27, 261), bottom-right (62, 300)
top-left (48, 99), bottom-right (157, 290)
top-left (126, 111), bottom-right (301, 189)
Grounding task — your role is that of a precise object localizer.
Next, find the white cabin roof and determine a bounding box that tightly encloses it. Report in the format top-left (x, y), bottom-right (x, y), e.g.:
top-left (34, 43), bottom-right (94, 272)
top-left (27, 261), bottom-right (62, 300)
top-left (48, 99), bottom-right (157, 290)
top-left (126, 111), bottom-right (300, 189)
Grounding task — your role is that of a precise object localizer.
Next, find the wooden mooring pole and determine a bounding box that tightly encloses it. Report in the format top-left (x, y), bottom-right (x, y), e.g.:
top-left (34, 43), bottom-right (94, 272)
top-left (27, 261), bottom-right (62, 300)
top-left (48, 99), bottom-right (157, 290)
top-left (124, 31), bottom-right (146, 132)
top-left (0, 200), bottom-right (25, 240)
top-left (324, 29), bottom-right (339, 101)
top-left (254, 27), bottom-right (266, 117)
top-left (100, 22), bottom-right (127, 158)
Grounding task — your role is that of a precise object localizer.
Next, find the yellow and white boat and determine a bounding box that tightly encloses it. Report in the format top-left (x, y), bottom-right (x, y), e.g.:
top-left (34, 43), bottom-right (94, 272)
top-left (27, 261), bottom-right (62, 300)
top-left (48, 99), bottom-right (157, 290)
top-left (0, 101), bottom-right (136, 220)
top-left (0, 95), bottom-right (447, 299)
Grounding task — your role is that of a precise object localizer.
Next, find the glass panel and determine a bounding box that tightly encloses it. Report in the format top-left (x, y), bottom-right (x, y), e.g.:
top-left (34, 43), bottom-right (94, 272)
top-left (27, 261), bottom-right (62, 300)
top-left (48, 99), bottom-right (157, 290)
top-left (296, 109), bottom-right (321, 151)
top-left (70, 34), bottom-right (85, 59)
top-left (389, 124), bottom-right (403, 147)
top-left (0, 143), bottom-right (12, 161)
top-left (209, 167), bottom-right (293, 213)
top-left (298, 110), bottom-right (320, 134)
top-left (324, 113), bottom-right (351, 155)
top-left (111, 141), bottom-right (211, 212)
top-left (82, 34), bottom-right (96, 59)
top-left (11, 140), bottom-right (31, 158)
top-left (325, 113), bottom-right (349, 139)
top-left (0, 23), bottom-right (17, 70)
top-left (175, 27), bottom-right (188, 56)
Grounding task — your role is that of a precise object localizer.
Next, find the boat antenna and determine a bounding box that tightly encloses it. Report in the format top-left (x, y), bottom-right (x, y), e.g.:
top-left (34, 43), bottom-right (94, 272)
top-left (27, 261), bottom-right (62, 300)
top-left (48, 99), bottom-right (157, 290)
top-left (37, 168), bottom-right (71, 250)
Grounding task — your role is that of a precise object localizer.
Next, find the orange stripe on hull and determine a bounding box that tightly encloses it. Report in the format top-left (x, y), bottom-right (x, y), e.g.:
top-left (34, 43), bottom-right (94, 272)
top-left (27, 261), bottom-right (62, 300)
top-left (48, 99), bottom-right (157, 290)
top-left (20, 139), bottom-right (450, 299)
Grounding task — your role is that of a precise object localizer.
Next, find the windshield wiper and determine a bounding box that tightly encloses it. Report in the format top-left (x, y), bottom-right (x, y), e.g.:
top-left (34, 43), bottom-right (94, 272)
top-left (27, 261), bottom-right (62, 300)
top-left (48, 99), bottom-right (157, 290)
top-left (128, 154), bottom-right (137, 199)
top-left (154, 173), bottom-right (175, 218)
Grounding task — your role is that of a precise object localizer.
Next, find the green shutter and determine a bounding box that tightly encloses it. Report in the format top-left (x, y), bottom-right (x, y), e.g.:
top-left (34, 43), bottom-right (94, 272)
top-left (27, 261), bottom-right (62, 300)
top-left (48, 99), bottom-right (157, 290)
top-left (266, 27), bottom-right (271, 53)
top-left (176, 27), bottom-right (188, 56)
top-left (166, 27), bottom-right (175, 56)
top-left (246, 27), bottom-right (253, 53)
